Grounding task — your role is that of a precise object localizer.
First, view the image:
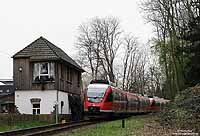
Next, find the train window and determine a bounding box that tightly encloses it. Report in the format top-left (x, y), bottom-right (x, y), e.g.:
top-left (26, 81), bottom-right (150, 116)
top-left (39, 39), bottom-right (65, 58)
top-left (120, 93), bottom-right (124, 101)
top-left (87, 88), bottom-right (106, 98)
top-left (121, 94), bottom-right (124, 101)
top-left (134, 99), bottom-right (138, 107)
top-left (113, 92), bottom-right (116, 100)
top-left (118, 93), bottom-right (121, 101)
top-left (117, 93), bottom-right (120, 101)
top-left (87, 87), bottom-right (107, 103)
top-left (113, 92), bottom-right (120, 101)
top-left (155, 101), bottom-right (160, 107)
top-left (141, 100), bottom-right (143, 107)
top-left (105, 92), bottom-right (113, 102)
top-left (142, 100), bottom-right (145, 107)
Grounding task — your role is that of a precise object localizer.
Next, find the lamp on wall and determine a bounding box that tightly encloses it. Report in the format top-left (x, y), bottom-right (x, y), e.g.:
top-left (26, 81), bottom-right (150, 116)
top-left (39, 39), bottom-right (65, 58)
top-left (19, 67), bottom-right (23, 72)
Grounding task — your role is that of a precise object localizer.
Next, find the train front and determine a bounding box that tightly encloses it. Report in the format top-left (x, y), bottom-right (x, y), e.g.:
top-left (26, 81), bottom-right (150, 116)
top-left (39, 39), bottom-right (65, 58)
top-left (84, 83), bottom-right (113, 118)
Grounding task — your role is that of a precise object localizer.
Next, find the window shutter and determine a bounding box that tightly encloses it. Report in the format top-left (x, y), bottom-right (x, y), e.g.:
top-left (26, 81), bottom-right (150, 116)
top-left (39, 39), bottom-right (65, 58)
top-left (50, 62), bottom-right (55, 78)
top-left (33, 63), bottom-right (39, 80)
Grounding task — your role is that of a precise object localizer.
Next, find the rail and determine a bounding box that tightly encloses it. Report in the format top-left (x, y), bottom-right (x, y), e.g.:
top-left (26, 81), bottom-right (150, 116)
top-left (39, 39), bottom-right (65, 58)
top-left (0, 120), bottom-right (94, 136)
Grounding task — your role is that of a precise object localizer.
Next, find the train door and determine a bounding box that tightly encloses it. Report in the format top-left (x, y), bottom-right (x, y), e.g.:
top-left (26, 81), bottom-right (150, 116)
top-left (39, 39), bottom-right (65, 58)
top-left (134, 95), bottom-right (139, 113)
top-left (125, 93), bottom-right (128, 112)
top-left (112, 89), bottom-right (119, 112)
top-left (121, 92), bottom-right (127, 113)
top-left (137, 96), bottom-right (141, 112)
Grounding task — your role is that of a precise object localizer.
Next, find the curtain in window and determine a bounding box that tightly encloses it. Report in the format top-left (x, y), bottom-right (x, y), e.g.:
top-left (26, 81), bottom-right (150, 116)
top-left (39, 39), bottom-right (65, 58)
top-left (33, 63), bottom-right (39, 80)
top-left (40, 63), bottom-right (48, 74)
top-left (50, 62), bottom-right (55, 79)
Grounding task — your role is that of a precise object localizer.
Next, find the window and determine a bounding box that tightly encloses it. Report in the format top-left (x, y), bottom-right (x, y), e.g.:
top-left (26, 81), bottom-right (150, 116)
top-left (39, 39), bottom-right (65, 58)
top-left (61, 64), bottom-right (64, 79)
top-left (0, 90), bottom-right (3, 93)
top-left (70, 70), bottom-right (72, 83)
top-left (32, 103), bottom-right (40, 115)
top-left (77, 73), bottom-right (81, 87)
top-left (87, 88), bottom-right (107, 103)
top-left (6, 89), bottom-right (9, 93)
top-left (113, 92), bottom-right (120, 101)
top-left (30, 98), bottom-right (41, 115)
top-left (61, 101), bottom-right (64, 114)
top-left (66, 67), bottom-right (72, 83)
top-left (105, 92), bottom-right (113, 102)
top-left (33, 62), bottom-right (55, 82)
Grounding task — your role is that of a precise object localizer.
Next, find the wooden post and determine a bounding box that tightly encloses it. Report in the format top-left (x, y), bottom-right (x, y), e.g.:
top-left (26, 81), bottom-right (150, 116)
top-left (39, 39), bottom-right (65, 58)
top-left (122, 119), bottom-right (125, 128)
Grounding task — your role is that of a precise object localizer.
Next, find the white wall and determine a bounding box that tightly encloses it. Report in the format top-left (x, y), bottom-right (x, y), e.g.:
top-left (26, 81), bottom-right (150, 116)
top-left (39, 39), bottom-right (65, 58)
top-left (58, 91), bottom-right (70, 114)
top-left (15, 90), bottom-right (70, 114)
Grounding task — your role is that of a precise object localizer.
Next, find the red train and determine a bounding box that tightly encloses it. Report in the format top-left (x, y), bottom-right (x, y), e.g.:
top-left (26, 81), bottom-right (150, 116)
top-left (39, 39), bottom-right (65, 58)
top-left (84, 80), bottom-right (169, 118)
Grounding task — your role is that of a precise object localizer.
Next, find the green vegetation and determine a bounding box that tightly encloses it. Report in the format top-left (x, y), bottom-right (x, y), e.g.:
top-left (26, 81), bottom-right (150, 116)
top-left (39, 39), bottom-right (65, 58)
top-left (160, 85), bottom-right (200, 133)
top-left (0, 120), bottom-right (53, 132)
top-left (59, 115), bottom-right (150, 136)
top-left (68, 94), bottom-right (84, 121)
top-left (142, 0), bottom-right (200, 99)
top-left (142, 0), bottom-right (200, 132)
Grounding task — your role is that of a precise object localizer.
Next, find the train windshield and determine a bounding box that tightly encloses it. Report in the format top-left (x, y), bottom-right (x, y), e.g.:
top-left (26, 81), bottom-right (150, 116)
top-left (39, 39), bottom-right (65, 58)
top-left (87, 88), bottom-right (107, 102)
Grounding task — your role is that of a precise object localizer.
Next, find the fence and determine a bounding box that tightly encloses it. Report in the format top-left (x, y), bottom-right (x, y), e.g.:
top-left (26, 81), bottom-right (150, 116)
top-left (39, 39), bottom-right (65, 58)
top-left (0, 114), bottom-right (55, 126)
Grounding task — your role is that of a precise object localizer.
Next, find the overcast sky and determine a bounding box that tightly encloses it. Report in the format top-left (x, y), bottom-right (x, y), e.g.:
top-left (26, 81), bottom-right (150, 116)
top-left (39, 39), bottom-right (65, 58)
top-left (0, 0), bottom-right (153, 79)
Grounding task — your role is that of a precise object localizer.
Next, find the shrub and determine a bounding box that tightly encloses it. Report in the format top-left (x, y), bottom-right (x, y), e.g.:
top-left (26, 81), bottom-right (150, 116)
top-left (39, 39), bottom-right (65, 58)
top-left (159, 84), bottom-right (200, 133)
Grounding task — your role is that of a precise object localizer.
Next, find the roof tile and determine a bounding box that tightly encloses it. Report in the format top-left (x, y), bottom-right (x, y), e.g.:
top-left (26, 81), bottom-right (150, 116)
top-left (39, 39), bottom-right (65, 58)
top-left (13, 37), bottom-right (84, 72)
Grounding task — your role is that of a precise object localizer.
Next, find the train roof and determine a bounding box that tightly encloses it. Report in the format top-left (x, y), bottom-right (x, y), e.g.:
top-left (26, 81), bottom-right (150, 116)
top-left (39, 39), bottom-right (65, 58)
top-left (90, 80), bottom-right (109, 84)
top-left (87, 83), bottom-right (109, 89)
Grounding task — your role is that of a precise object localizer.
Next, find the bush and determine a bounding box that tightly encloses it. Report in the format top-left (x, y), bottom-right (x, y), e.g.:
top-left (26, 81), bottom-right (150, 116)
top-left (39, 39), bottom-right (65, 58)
top-left (68, 94), bottom-right (84, 121)
top-left (159, 84), bottom-right (200, 133)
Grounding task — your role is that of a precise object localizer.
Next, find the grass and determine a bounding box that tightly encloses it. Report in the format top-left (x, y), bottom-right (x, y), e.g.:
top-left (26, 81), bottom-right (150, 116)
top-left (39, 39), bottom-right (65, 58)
top-left (0, 120), bottom-right (53, 132)
top-left (58, 115), bottom-right (151, 136)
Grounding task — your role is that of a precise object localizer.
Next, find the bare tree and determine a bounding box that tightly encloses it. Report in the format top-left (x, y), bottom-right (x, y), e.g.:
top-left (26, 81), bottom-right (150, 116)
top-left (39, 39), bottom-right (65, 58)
top-left (76, 16), bottom-right (153, 94)
top-left (122, 35), bottom-right (137, 90)
top-left (120, 35), bottom-right (150, 94)
top-left (76, 17), bottom-right (122, 82)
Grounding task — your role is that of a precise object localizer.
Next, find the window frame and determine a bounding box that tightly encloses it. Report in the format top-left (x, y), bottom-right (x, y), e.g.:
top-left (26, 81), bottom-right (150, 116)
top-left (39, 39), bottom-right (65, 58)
top-left (33, 62), bottom-right (55, 82)
top-left (105, 92), bottom-right (113, 102)
top-left (39, 62), bottom-right (50, 77)
top-left (32, 103), bottom-right (40, 115)
top-left (77, 73), bottom-right (81, 87)
top-left (66, 67), bottom-right (72, 84)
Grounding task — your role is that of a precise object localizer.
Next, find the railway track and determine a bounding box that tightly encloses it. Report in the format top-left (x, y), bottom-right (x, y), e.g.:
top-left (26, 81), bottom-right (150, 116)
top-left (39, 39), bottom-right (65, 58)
top-left (0, 120), bottom-right (97, 136)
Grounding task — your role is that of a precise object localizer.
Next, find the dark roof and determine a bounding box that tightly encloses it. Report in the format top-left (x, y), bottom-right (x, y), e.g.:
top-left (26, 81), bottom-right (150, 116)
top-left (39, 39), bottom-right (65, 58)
top-left (0, 79), bottom-right (13, 85)
top-left (13, 37), bottom-right (84, 72)
top-left (0, 85), bottom-right (14, 97)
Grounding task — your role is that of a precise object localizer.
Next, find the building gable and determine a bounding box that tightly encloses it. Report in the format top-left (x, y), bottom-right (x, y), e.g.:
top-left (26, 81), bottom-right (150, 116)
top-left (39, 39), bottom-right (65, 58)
top-left (13, 37), bottom-right (84, 72)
